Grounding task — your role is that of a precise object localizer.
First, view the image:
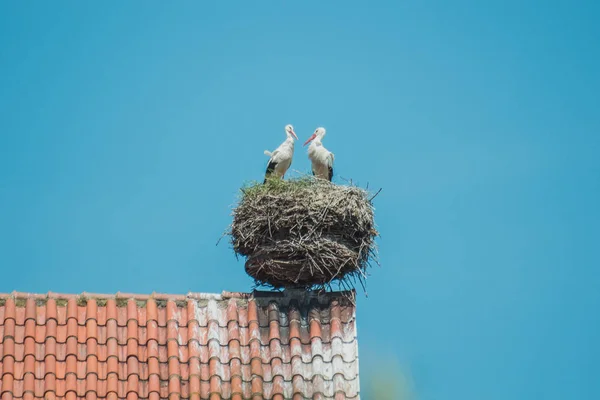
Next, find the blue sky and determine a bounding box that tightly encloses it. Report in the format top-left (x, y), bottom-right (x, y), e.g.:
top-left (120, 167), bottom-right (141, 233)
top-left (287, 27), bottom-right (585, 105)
top-left (1, 1), bottom-right (599, 399)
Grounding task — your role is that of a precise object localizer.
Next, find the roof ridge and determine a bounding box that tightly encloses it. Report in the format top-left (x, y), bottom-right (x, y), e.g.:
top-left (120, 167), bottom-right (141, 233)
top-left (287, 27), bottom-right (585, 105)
top-left (0, 289), bottom-right (355, 301)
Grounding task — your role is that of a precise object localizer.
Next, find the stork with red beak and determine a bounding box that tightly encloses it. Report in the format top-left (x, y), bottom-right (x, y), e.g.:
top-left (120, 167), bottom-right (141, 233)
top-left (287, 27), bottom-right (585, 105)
top-left (263, 124), bottom-right (298, 183)
top-left (304, 127), bottom-right (334, 181)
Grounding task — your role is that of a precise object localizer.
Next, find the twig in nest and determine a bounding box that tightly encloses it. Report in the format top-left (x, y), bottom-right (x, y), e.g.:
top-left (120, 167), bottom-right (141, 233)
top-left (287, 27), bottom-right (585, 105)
top-left (369, 188), bottom-right (382, 202)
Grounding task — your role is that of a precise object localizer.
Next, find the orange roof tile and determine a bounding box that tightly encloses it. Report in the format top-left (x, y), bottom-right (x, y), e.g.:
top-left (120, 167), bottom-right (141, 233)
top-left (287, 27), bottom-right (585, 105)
top-left (0, 290), bottom-right (359, 399)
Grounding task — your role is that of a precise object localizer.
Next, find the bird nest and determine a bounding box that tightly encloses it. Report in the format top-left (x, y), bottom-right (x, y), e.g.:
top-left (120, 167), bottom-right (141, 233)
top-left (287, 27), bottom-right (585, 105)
top-left (227, 177), bottom-right (379, 291)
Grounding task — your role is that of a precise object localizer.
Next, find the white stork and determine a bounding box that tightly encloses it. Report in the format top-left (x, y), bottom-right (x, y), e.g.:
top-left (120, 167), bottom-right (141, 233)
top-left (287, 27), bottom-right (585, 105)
top-left (263, 124), bottom-right (298, 183)
top-left (304, 127), bottom-right (334, 181)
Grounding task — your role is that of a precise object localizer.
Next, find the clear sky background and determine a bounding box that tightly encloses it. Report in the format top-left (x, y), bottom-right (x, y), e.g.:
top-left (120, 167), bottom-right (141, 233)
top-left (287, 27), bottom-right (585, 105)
top-left (1, 1), bottom-right (599, 399)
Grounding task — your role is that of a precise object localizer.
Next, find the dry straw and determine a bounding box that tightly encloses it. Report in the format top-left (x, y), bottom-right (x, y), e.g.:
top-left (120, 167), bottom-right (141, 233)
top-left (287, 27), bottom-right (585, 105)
top-left (227, 177), bottom-right (379, 291)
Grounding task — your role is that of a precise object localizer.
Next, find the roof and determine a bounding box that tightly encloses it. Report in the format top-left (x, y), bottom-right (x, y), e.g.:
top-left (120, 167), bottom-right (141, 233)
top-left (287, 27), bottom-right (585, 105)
top-left (0, 290), bottom-right (359, 400)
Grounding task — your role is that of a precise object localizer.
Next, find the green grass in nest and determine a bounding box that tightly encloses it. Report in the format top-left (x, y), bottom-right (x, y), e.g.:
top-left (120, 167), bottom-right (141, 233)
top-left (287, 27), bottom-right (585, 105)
top-left (15, 298), bottom-right (27, 307)
top-left (0, 298), bottom-right (6, 307)
top-left (240, 177), bottom-right (321, 198)
top-left (36, 298), bottom-right (47, 306)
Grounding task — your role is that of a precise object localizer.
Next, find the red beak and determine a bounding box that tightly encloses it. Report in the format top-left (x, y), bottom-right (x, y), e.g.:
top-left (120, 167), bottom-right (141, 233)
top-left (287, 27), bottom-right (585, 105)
top-left (303, 133), bottom-right (317, 146)
top-left (290, 130), bottom-right (298, 140)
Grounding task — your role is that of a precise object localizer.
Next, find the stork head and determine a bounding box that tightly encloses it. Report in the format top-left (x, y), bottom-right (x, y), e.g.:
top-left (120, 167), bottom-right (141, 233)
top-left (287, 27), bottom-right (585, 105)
top-left (285, 124), bottom-right (298, 140)
top-left (303, 127), bottom-right (326, 146)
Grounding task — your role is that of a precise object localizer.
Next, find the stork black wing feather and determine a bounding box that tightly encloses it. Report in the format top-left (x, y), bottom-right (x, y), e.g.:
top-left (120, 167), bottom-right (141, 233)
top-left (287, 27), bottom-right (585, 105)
top-left (263, 160), bottom-right (277, 184)
top-left (327, 165), bottom-right (333, 182)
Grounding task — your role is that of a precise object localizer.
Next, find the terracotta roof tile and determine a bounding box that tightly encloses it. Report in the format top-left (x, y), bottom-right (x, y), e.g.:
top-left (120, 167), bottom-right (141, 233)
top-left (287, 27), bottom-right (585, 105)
top-left (0, 290), bottom-right (359, 399)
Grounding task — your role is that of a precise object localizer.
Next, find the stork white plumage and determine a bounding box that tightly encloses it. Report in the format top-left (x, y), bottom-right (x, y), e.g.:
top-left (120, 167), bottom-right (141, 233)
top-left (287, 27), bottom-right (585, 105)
top-left (263, 124), bottom-right (298, 183)
top-left (304, 127), bottom-right (334, 181)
